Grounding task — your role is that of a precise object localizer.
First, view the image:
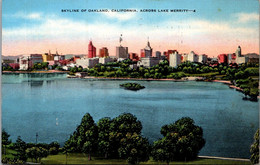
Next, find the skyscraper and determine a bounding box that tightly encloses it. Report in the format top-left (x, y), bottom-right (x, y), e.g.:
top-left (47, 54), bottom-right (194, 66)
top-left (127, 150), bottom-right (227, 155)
top-left (88, 41), bottom-right (96, 58)
top-left (235, 46), bottom-right (241, 57)
top-left (99, 47), bottom-right (109, 57)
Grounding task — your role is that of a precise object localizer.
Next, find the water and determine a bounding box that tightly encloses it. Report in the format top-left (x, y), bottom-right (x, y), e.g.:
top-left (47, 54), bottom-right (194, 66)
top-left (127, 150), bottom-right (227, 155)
top-left (1, 73), bottom-right (259, 158)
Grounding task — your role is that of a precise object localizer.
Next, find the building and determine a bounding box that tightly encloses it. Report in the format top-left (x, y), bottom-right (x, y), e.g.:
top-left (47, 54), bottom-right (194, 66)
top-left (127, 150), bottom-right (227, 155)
top-left (227, 53), bottom-right (236, 64)
top-left (76, 57), bottom-right (99, 68)
top-left (116, 46), bottom-right (128, 59)
top-left (9, 63), bottom-right (20, 70)
top-left (155, 51), bottom-right (161, 58)
top-left (169, 51), bottom-right (181, 68)
top-left (235, 46), bottom-right (249, 64)
top-left (138, 57), bottom-right (160, 68)
top-left (19, 54), bottom-right (43, 70)
top-left (143, 41), bottom-right (152, 57)
top-left (99, 57), bottom-right (116, 64)
top-left (198, 54), bottom-right (208, 64)
top-left (181, 54), bottom-right (188, 62)
top-left (129, 53), bottom-right (139, 61)
top-left (218, 54), bottom-right (228, 64)
top-left (31, 54), bottom-right (43, 64)
top-left (99, 47), bottom-right (109, 58)
top-left (140, 49), bottom-right (145, 58)
top-left (42, 50), bottom-right (55, 62)
top-left (187, 51), bottom-right (198, 62)
top-left (235, 46), bottom-right (241, 57)
top-left (88, 41), bottom-right (96, 58)
top-left (245, 53), bottom-right (259, 63)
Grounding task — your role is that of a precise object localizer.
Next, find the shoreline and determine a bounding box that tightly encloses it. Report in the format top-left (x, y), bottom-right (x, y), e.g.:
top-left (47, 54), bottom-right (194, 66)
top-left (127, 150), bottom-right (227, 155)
top-left (2, 70), bottom-right (69, 74)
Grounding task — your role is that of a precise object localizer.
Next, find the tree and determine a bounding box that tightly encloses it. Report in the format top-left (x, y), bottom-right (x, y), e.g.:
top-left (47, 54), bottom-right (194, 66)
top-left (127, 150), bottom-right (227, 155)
top-left (118, 133), bottom-right (150, 164)
top-left (65, 113), bottom-right (98, 160)
top-left (2, 129), bottom-right (11, 155)
top-left (152, 117), bottom-right (205, 164)
top-left (250, 129), bottom-right (259, 164)
top-left (97, 117), bottom-right (112, 158)
top-left (49, 141), bottom-right (60, 155)
top-left (26, 146), bottom-right (49, 163)
top-left (14, 136), bottom-right (27, 161)
top-left (108, 113), bottom-right (143, 158)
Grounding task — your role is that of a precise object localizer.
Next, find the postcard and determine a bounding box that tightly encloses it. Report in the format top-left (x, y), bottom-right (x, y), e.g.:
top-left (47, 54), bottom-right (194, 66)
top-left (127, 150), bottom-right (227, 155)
top-left (1, 0), bottom-right (259, 164)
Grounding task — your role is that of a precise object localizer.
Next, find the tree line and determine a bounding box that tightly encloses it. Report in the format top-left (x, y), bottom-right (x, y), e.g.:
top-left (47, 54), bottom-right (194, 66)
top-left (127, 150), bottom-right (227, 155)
top-left (63, 113), bottom-right (206, 164)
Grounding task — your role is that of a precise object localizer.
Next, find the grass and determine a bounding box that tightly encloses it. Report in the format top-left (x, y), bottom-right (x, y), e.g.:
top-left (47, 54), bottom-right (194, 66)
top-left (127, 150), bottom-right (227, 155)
top-left (185, 72), bottom-right (220, 77)
top-left (1, 148), bottom-right (17, 159)
top-left (41, 153), bottom-right (250, 164)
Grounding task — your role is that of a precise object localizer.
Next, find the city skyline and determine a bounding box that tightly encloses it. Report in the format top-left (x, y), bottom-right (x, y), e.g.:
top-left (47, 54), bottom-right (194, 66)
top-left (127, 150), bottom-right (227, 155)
top-left (2, 0), bottom-right (259, 57)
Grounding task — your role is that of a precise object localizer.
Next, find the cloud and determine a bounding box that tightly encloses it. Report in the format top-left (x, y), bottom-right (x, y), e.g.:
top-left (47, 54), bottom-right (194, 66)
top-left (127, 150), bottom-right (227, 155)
top-left (235, 12), bottom-right (259, 23)
top-left (102, 10), bottom-right (137, 21)
top-left (4, 12), bottom-right (42, 20)
top-left (3, 13), bottom-right (259, 56)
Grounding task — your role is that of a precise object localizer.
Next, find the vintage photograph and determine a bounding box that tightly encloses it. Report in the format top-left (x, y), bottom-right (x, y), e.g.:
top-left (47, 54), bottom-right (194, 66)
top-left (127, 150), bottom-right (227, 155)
top-left (1, 0), bottom-right (259, 164)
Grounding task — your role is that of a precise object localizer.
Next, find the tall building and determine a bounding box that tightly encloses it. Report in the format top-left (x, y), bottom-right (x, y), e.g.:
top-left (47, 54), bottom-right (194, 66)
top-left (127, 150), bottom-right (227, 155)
top-left (169, 51), bottom-right (181, 68)
top-left (99, 47), bottom-right (109, 58)
top-left (198, 54), bottom-right (208, 64)
top-left (235, 46), bottom-right (241, 57)
top-left (218, 54), bottom-right (228, 64)
top-left (116, 46), bottom-right (128, 59)
top-left (155, 51), bottom-right (161, 58)
top-left (187, 51), bottom-right (198, 62)
top-left (144, 40), bottom-right (152, 57)
top-left (140, 49), bottom-right (145, 58)
top-left (88, 41), bottom-right (96, 58)
top-left (235, 46), bottom-right (249, 64)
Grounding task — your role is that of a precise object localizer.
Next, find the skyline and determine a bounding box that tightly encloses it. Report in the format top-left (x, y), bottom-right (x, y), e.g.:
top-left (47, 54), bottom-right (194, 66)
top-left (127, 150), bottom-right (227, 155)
top-left (2, 0), bottom-right (259, 57)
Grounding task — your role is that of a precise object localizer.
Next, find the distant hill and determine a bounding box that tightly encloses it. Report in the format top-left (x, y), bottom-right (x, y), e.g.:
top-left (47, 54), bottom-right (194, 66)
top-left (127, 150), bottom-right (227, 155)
top-left (2, 55), bottom-right (23, 60)
top-left (244, 53), bottom-right (259, 56)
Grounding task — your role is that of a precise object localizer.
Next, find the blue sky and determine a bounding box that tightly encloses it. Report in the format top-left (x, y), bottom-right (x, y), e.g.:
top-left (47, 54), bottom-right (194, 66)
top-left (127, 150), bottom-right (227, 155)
top-left (2, 0), bottom-right (259, 56)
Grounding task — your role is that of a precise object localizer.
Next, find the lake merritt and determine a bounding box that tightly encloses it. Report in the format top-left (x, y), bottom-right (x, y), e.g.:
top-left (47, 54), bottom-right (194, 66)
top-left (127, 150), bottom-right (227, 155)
top-left (1, 73), bottom-right (259, 158)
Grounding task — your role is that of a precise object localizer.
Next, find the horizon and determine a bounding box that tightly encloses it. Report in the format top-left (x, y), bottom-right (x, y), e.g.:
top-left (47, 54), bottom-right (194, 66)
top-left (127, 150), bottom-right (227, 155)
top-left (2, 0), bottom-right (259, 57)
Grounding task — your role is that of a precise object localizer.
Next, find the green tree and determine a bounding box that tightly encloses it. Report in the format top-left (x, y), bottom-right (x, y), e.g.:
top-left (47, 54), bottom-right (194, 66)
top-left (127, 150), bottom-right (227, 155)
top-left (2, 129), bottom-right (11, 155)
top-left (97, 117), bottom-right (112, 158)
top-left (152, 117), bottom-right (205, 164)
top-left (65, 113), bottom-right (98, 160)
top-left (26, 146), bottom-right (48, 163)
top-left (49, 141), bottom-right (60, 155)
top-left (14, 136), bottom-right (27, 161)
top-left (250, 129), bottom-right (259, 164)
top-left (108, 113), bottom-right (143, 158)
top-left (118, 133), bottom-right (150, 164)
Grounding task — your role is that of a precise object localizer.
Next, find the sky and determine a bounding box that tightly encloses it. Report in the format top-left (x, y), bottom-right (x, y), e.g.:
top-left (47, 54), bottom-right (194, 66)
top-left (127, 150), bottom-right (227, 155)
top-left (2, 0), bottom-right (259, 57)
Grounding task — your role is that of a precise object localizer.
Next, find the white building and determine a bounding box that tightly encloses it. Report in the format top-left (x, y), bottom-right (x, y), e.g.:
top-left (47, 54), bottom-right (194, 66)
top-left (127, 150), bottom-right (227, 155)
top-left (99, 57), bottom-right (116, 64)
top-left (169, 52), bottom-right (181, 68)
top-left (144, 41), bottom-right (152, 57)
top-left (138, 57), bottom-right (160, 68)
top-left (235, 46), bottom-right (248, 64)
top-left (76, 58), bottom-right (99, 68)
top-left (236, 56), bottom-right (249, 64)
top-left (19, 55), bottom-right (30, 70)
top-left (187, 51), bottom-right (198, 62)
top-left (198, 54), bottom-right (208, 63)
top-left (19, 54), bottom-right (43, 70)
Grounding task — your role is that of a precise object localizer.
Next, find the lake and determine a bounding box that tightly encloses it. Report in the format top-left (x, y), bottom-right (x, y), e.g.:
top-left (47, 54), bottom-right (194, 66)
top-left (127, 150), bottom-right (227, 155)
top-left (1, 73), bottom-right (259, 158)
